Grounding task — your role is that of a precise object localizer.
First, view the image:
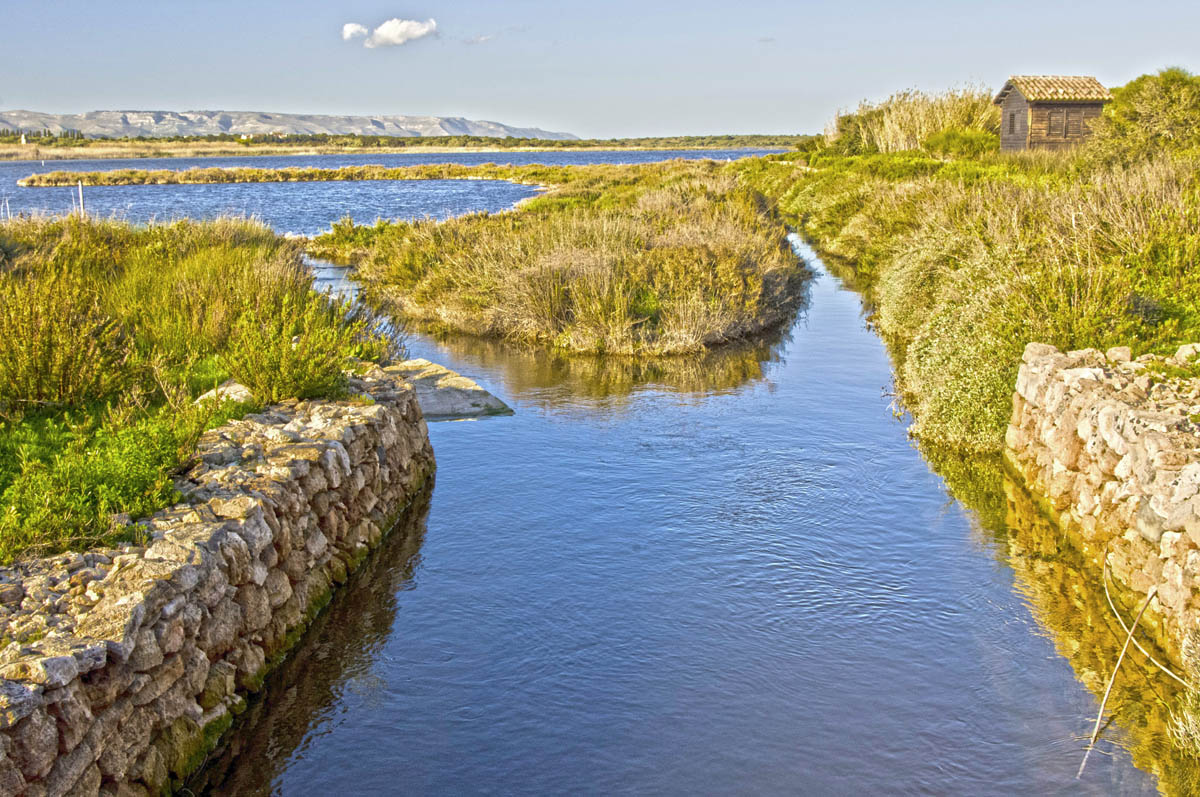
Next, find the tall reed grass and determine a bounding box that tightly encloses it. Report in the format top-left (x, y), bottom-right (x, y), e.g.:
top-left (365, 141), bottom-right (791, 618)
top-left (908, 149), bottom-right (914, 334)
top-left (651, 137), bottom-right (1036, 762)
top-left (825, 86), bottom-right (1000, 155)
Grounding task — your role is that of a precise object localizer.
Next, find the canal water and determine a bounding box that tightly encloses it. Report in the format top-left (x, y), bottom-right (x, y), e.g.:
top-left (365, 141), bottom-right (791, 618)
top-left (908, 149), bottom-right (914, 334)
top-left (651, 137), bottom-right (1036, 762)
top-left (2, 153), bottom-right (1178, 793)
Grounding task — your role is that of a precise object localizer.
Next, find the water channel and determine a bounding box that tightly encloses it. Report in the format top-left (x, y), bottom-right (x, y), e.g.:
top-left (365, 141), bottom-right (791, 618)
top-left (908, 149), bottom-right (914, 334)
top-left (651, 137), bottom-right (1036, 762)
top-left (2, 152), bottom-right (1188, 794)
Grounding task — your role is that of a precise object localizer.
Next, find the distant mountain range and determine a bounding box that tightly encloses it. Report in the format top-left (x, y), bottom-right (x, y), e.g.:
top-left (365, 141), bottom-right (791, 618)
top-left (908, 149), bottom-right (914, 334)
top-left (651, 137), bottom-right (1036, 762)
top-left (0, 110), bottom-right (578, 140)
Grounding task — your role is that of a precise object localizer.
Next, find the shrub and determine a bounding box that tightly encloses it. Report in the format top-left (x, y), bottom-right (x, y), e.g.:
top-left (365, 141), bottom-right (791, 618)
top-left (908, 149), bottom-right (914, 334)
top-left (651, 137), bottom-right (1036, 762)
top-left (923, 128), bottom-right (1000, 159)
top-left (0, 268), bottom-right (134, 409)
top-left (224, 293), bottom-right (365, 403)
top-left (1087, 67), bottom-right (1200, 165)
top-left (824, 86), bottom-right (1000, 155)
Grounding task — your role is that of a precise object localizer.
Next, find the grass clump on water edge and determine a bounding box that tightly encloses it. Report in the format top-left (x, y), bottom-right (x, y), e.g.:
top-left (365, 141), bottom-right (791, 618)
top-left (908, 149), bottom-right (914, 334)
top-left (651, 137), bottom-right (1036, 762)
top-left (311, 160), bottom-right (808, 356)
top-left (0, 215), bottom-right (399, 563)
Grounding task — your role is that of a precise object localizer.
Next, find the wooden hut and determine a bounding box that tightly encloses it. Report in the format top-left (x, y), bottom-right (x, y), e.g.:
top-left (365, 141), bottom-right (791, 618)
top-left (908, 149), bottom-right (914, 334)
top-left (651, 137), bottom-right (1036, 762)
top-left (993, 76), bottom-right (1111, 151)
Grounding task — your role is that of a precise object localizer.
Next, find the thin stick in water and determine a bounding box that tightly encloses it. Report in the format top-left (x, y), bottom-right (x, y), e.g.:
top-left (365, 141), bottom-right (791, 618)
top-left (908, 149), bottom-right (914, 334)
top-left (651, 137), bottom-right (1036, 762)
top-left (77, 180), bottom-right (85, 216)
top-left (1077, 585), bottom-right (1158, 779)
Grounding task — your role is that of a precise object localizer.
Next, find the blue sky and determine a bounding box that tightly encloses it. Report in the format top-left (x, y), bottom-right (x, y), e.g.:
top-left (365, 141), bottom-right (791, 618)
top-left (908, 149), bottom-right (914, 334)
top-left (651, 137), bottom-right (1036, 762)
top-left (3, 1), bottom-right (1198, 137)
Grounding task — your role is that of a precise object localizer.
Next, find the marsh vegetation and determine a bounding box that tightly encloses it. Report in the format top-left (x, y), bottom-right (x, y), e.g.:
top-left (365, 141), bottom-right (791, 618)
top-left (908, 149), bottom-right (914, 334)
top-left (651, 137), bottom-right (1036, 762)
top-left (311, 161), bottom-right (807, 355)
top-left (0, 216), bottom-right (396, 562)
top-left (0, 132), bottom-right (811, 162)
top-left (736, 69), bottom-right (1200, 454)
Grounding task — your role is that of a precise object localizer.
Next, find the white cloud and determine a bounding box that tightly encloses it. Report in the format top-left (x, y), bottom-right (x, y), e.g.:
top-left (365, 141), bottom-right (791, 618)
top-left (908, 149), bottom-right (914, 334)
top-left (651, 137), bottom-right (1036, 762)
top-left (342, 23), bottom-right (368, 41)
top-left (364, 18), bottom-right (437, 48)
top-left (463, 33), bottom-right (494, 45)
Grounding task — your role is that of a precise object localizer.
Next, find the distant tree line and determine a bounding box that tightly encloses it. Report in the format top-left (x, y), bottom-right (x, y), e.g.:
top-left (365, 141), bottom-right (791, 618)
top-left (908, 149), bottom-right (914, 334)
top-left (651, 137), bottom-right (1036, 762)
top-left (0, 128), bottom-right (86, 144)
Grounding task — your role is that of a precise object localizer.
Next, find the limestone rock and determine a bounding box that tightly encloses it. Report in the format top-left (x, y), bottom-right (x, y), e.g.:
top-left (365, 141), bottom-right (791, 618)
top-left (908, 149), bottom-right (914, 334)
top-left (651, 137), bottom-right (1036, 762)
top-left (384, 359), bottom-right (512, 420)
top-left (1007, 341), bottom-right (1200, 666)
top-left (194, 381), bottom-right (255, 406)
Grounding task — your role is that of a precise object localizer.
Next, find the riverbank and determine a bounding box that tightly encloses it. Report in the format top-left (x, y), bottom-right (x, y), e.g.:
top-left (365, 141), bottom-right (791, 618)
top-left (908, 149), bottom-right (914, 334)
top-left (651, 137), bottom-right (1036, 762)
top-left (0, 368), bottom-right (436, 795)
top-left (1006, 342), bottom-right (1200, 662)
top-left (735, 151), bottom-right (1200, 454)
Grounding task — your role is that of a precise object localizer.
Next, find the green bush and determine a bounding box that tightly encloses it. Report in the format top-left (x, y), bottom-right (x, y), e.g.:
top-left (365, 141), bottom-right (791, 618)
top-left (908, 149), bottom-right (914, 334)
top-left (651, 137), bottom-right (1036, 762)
top-left (923, 129), bottom-right (1000, 159)
top-left (224, 293), bottom-right (362, 403)
top-left (1087, 67), bottom-right (1200, 165)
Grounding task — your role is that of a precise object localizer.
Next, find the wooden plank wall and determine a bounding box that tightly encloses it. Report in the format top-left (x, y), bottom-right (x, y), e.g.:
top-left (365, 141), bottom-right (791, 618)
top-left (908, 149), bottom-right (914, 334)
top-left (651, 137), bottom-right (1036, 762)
top-left (1028, 101), bottom-right (1105, 150)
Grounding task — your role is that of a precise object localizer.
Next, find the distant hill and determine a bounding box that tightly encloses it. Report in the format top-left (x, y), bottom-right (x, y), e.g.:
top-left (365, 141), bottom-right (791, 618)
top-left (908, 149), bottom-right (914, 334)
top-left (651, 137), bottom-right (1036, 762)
top-left (0, 110), bottom-right (578, 140)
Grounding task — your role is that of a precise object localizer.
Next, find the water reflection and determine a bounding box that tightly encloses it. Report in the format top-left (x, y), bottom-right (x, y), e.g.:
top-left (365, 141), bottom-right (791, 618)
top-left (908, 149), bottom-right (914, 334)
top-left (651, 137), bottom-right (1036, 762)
top-left (923, 447), bottom-right (1200, 795)
top-left (192, 236), bottom-right (1174, 794)
top-left (187, 487), bottom-right (432, 795)
top-left (405, 330), bottom-right (790, 406)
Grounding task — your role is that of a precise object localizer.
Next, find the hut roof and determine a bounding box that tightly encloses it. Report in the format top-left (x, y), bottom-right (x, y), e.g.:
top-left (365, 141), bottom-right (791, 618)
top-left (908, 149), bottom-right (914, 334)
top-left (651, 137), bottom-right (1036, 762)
top-left (993, 76), bottom-right (1112, 104)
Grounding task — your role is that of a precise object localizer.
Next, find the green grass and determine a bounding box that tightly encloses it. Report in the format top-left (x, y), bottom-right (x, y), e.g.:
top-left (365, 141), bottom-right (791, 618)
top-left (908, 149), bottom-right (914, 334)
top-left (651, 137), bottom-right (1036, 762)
top-left (310, 160), bottom-right (808, 356)
top-left (0, 216), bottom-right (398, 563)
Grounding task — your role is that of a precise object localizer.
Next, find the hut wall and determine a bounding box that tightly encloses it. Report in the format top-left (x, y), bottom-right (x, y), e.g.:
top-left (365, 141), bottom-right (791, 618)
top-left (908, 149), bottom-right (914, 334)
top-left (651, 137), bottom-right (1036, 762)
top-left (999, 91), bottom-right (1031, 151)
top-left (1028, 101), bottom-right (1105, 150)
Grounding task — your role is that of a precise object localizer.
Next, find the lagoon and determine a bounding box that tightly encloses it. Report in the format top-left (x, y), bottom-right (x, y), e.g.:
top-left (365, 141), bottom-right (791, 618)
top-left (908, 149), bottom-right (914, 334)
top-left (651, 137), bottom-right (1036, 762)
top-left (4, 150), bottom-right (1168, 793)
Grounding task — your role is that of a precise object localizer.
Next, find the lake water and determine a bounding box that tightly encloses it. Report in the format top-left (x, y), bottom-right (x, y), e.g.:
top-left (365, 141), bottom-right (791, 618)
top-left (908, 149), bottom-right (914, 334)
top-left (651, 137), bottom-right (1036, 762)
top-left (3, 150), bottom-right (1182, 794)
top-left (0, 149), bottom-right (775, 235)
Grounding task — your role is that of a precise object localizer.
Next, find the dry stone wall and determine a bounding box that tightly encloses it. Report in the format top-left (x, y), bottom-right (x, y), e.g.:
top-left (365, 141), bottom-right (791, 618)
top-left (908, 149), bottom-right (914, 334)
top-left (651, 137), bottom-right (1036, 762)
top-left (1006, 341), bottom-right (1200, 661)
top-left (0, 371), bottom-right (435, 796)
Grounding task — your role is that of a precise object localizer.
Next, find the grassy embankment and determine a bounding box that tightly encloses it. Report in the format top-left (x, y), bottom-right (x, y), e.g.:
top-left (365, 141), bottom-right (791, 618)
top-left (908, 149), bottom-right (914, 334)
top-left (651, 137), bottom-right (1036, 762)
top-left (0, 133), bottom-right (813, 161)
top-left (309, 160), bottom-right (807, 355)
top-left (735, 72), bottom-right (1200, 454)
top-left (0, 217), bottom-right (396, 563)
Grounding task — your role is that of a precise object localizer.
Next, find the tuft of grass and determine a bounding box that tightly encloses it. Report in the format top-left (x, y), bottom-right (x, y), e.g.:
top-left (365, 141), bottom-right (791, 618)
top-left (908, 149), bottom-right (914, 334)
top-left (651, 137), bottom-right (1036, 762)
top-left (824, 85), bottom-right (1000, 155)
top-left (224, 293), bottom-right (368, 403)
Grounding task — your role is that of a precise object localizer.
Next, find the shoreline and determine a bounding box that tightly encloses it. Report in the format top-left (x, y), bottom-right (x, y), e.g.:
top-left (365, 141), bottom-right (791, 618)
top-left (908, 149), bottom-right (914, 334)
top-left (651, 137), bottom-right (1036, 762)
top-left (0, 143), bottom-right (791, 162)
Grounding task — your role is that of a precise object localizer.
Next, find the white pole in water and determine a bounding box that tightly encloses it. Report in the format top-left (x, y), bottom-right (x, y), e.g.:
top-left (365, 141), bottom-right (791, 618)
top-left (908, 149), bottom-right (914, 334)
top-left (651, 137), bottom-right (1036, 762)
top-left (77, 181), bottom-right (85, 216)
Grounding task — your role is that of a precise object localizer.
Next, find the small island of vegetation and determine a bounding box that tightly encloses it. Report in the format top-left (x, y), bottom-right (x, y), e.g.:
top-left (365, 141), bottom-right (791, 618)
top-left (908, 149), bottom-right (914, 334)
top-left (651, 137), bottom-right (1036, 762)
top-left (313, 161), bottom-right (807, 355)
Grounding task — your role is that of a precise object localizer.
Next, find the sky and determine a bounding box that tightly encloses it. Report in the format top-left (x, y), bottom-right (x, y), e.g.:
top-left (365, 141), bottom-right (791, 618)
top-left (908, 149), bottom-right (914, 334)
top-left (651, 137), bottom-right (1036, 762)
top-left (3, 0), bottom-right (1199, 138)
